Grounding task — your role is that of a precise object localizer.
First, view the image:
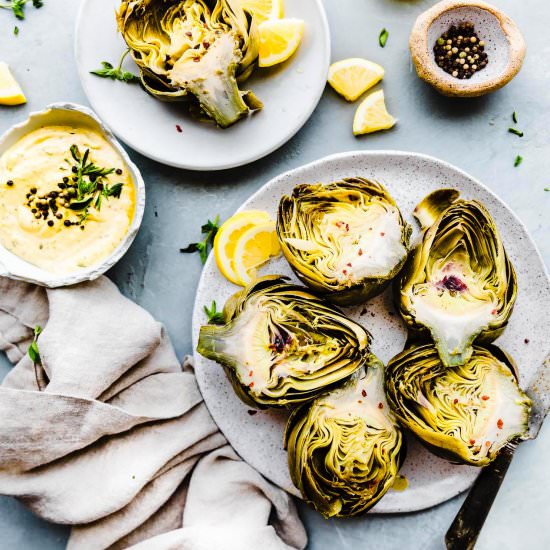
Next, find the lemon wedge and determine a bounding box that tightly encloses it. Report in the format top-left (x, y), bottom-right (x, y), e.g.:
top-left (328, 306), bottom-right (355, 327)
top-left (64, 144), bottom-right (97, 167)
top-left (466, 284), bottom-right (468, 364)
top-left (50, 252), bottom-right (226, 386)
top-left (328, 58), bottom-right (385, 102)
top-left (0, 63), bottom-right (26, 106)
top-left (232, 222), bottom-right (281, 285)
top-left (353, 89), bottom-right (396, 136)
top-left (258, 18), bottom-right (304, 68)
top-left (239, 0), bottom-right (284, 22)
top-left (214, 210), bottom-right (273, 285)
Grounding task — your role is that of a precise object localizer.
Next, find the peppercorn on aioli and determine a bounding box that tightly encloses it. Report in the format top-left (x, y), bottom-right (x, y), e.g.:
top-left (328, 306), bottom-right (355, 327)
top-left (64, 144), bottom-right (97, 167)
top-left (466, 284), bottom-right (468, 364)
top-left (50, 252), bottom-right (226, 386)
top-left (0, 126), bottom-right (135, 274)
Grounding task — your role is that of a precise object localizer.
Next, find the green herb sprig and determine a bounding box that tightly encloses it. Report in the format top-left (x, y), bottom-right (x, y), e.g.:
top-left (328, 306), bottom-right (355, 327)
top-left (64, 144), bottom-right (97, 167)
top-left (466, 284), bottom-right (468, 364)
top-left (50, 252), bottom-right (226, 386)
top-left (67, 145), bottom-right (124, 225)
top-left (514, 155), bottom-right (523, 167)
top-left (379, 28), bottom-right (389, 48)
top-left (508, 127), bottom-right (524, 138)
top-left (91, 49), bottom-right (139, 84)
top-left (204, 301), bottom-right (225, 325)
top-left (28, 325), bottom-right (44, 390)
top-left (512, 111), bottom-right (518, 124)
top-left (180, 216), bottom-right (220, 264)
top-left (0, 0), bottom-right (42, 20)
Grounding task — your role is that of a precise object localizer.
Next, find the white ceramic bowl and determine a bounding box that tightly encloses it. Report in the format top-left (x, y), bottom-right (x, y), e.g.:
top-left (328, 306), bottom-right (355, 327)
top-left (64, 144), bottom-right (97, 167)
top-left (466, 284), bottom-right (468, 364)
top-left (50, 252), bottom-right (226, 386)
top-left (0, 103), bottom-right (146, 287)
top-left (410, 0), bottom-right (526, 97)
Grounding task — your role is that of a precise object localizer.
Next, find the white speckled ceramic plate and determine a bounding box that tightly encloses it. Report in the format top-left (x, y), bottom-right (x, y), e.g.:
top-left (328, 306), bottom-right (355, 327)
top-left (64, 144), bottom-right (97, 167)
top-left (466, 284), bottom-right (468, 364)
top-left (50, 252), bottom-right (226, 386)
top-left (75, 0), bottom-right (330, 171)
top-left (192, 150), bottom-right (550, 513)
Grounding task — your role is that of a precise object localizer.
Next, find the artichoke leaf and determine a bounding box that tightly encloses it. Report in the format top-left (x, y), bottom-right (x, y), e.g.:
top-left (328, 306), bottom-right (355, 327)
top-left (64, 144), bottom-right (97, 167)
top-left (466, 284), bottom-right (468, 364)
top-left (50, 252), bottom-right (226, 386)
top-left (413, 188), bottom-right (460, 230)
top-left (285, 356), bottom-right (405, 517)
top-left (385, 343), bottom-right (531, 467)
top-left (197, 276), bottom-right (371, 408)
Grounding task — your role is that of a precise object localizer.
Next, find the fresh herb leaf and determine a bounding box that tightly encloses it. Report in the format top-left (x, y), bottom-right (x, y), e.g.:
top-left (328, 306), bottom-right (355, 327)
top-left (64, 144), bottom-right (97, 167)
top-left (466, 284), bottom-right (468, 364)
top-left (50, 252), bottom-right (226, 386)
top-left (512, 111), bottom-right (518, 124)
top-left (0, 0), bottom-right (42, 20)
top-left (545, 188), bottom-right (549, 192)
top-left (514, 155), bottom-right (523, 167)
top-left (508, 128), bottom-right (524, 137)
top-left (379, 28), bottom-right (389, 48)
top-left (91, 49), bottom-right (139, 84)
top-left (180, 215), bottom-right (220, 264)
top-left (13, 25), bottom-right (18, 34)
top-left (27, 325), bottom-right (42, 365)
top-left (204, 301), bottom-right (225, 325)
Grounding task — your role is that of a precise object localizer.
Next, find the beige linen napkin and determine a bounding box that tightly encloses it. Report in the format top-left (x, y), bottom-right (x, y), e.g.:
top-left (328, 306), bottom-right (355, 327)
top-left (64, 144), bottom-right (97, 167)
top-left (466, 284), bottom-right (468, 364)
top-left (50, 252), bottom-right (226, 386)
top-left (0, 276), bottom-right (307, 550)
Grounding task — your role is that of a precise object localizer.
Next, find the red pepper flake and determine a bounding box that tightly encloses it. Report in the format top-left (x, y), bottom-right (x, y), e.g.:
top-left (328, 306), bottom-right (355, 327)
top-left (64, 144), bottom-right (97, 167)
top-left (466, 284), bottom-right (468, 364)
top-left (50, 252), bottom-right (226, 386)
top-left (481, 395), bottom-right (490, 401)
top-left (186, 31), bottom-right (192, 37)
top-left (346, 262), bottom-right (352, 267)
top-left (176, 124), bottom-right (183, 133)
top-left (249, 382), bottom-right (254, 388)
top-left (247, 410), bottom-right (258, 416)
top-left (491, 309), bottom-right (497, 315)
top-left (524, 338), bottom-right (530, 344)
top-left (361, 389), bottom-right (367, 397)
top-left (342, 269), bottom-right (348, 275)
top-left (497, 419), bottom-right (504, 429)
top-left (378, 402), bottom-right (384, 409)
top-left (469, 439), bottom-right (476, 445)
top-left (380, 232), bottom-right (385, 237)
top-left (485, 441), bottom-right (491, 447)
top-left (203, 41), bottom-right (210, 49)
top-left (345, 223), bottom-right (349, 232)
top-left (248, 370), bottom-right (253, 377)
top-left (193, 57), bottom-right (201, 62)
top-left (453, 398), bottom-right (459, 404)
top-left (358, 249), bottom-right (363, 256)
top-left (335, 221), bottom-right (343, 228)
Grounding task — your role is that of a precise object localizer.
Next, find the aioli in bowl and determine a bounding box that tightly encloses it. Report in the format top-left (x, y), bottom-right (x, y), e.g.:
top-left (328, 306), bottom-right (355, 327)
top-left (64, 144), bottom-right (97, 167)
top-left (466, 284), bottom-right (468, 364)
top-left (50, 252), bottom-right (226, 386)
top-left (0, 124), bottom-right (136, 275)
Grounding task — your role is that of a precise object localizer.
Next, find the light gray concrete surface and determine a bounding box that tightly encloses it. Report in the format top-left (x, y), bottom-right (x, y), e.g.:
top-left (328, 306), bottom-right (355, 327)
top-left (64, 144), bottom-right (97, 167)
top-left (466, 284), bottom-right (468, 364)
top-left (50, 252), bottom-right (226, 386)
top-left (0, 0), bottom-right (548, 548)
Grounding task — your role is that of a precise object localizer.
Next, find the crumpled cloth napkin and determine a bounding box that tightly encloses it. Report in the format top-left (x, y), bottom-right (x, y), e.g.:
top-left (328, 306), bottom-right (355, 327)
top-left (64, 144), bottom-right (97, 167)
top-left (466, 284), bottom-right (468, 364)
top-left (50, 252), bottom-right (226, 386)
top-left (0, 276), bottom-right (307, 550)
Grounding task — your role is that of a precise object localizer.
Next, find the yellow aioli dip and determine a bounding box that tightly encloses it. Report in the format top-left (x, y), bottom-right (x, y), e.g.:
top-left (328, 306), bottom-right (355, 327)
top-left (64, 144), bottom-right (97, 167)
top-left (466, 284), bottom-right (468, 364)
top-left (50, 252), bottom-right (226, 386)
top-left (0, 125), bottom-right (135, 274)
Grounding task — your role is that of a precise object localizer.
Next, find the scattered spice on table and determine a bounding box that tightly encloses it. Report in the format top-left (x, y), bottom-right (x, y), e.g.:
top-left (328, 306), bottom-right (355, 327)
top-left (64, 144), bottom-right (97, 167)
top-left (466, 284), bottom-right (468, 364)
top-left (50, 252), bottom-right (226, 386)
top-left (433, 22), bottom-right (487, 79)
top-left (379, 28), bottom-right (388, 48)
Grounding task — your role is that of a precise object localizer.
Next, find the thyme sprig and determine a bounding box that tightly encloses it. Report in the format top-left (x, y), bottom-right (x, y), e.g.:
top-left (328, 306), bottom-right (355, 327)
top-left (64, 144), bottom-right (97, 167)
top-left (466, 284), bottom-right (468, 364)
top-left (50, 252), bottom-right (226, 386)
top-left (67, 145), bottom-right (124, 225)
top-left (204, 301), bottom-right (225, 325)
top-left (91, 49), bottom-right (140, 84)
top-left (180, 216), bottom-right (220, 264)
top-left (0, 0), bottom-right (42, 20)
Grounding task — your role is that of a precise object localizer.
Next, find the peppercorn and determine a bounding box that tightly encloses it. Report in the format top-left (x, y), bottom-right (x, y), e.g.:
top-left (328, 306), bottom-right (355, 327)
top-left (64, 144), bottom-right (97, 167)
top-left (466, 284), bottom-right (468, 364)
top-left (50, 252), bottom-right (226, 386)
top-left (116, 168), bottom-right (123, 175)
top-left (63, 177), bottom-right (69, 183)
top-left (71, 166), bottom-right (78, 173)
top-left (30, 187), bottom-right (37, 194)
top-left (64, 220), bottom-right (72, 227)
top-left (47, 220), bottom-right (54, 227)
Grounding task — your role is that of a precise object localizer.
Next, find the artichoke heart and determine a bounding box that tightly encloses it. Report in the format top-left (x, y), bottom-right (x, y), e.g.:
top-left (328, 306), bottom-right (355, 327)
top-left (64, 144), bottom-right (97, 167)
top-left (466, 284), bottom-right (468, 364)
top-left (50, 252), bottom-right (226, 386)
top-left (197, 276), bottom-right (371, 408)
top-left (385, 343), bottom-right (531, 467)
top-left (397, 190), bottom-right (517, 367)
top-left (117, 0), bottom-right (262, 128)
top-left (277, 178), bottom-right (412, 306)
top-left (285, 356), bottom-right (405, 518)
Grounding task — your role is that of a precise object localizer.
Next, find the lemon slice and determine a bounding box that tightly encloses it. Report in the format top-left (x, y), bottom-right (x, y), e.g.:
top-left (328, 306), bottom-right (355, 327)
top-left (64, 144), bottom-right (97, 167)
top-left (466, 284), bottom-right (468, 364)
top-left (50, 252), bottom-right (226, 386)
top-left (214, 210), bottom-right (272, 285)
top-left (328, 58), bottom-right (385, 102)
top-left (258, 18), bottom-right (304, 68)
top-left (353, 89), bottom-right (396, 136)
top-left (0, 63), bottom-right (26, 106)
top-left (239, 0), bottom-right (284, 22)
top-left (232, 222), bottom-right (281, 285)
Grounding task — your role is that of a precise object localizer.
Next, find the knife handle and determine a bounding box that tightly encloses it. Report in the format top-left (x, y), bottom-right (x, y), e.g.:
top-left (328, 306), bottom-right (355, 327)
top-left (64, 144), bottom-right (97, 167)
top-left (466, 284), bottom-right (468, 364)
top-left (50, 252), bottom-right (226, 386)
top-left (445, 443), bottom-right (517, 550)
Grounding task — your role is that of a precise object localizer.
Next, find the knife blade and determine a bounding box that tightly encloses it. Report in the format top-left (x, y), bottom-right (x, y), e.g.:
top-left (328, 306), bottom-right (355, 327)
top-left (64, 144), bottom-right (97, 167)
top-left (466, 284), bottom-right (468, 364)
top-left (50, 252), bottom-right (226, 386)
top-left (445, 352), bottom-right (550, 550)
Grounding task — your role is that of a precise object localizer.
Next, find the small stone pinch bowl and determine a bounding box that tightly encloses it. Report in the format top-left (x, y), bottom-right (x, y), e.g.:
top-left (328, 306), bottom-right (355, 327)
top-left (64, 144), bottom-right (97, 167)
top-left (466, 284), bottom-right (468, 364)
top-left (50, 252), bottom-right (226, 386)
top-left (410, 0), bottom-right (526, 97)
top-left (0, 103), bottom-right (146, 287)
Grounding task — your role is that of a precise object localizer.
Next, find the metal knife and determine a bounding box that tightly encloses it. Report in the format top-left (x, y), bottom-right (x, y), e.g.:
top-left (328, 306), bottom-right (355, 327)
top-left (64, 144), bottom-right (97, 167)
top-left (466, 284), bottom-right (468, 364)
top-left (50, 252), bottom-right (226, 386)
top-left (445, 353), bottom-right (550, 550)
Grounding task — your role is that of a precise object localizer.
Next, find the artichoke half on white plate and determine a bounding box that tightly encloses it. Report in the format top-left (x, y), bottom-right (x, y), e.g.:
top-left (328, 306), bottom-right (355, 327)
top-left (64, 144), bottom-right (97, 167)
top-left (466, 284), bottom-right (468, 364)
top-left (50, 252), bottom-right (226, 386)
top-left (396, 189), bottom-right (517, 368)
top-left (197, 276), bottom-right (372, 408)
top-left (277, 178), bottom-right (412, 306)
top-left (117, 0), bottom-right (262, 128)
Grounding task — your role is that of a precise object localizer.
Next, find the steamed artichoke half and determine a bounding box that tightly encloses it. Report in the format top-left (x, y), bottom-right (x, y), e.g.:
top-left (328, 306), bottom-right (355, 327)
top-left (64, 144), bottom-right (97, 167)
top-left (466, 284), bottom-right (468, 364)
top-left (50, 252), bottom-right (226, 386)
top-left (117, 0), bottom-right (261, 128)
top-left (397, 190), bottom-right (517, 367)
top-left (197, 276), bottom-right (371, 408)
top-left (385, 343), bottom-right (531, 467)
top-left (277, 178), bottom-right (411, 306)
top-left (285, 356), bottom-right (405, 517)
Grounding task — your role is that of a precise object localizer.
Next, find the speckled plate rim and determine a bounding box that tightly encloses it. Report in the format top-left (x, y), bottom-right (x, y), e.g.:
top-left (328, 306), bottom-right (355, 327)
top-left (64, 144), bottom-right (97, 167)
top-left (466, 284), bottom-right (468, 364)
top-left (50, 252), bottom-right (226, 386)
top-left (0, 102), bottom-right (146, 288)
top-left (73, 0), bottom-right (331, 171)
top-left (192, 149), bottom-right (550, 514)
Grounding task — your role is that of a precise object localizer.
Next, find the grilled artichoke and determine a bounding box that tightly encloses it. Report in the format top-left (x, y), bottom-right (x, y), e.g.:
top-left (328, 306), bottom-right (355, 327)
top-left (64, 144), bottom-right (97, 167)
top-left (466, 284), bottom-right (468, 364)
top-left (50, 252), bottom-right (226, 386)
top-left (285, 356), bottom-right (405, 517)
top-left (117, 0), bottom-right (262, 128)
top-left (197, 276), bottom-right (371, 408)
top-left (396, 190), bottom-right (517, 367)
top-left (385, 343), bottom-right (531, 467)
top-left (277, 178), bottom-right (411, 306)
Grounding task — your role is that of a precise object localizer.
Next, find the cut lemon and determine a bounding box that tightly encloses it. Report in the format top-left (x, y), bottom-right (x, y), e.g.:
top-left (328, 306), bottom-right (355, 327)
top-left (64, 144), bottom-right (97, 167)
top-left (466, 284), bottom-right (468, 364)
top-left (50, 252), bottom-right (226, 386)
top-left (353, 89), bottom-right (396, 136)
top-left (214, 210), bottom-right (272, 285)
top-left (232, 222), bottom-right (281, 285)
top-left (239, 0), bottom-right (284, 23)
top-left (0, 63), bottom-right (26, 106)
top-left (328, 58), bottom-right (385, 102)
top-left (258, 18), bottom-right (304, 68)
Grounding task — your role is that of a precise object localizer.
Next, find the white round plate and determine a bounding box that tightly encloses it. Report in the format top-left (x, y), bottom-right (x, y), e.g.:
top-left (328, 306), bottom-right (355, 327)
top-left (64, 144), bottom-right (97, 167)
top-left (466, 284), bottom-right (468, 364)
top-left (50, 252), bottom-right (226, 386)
top-left (192, 150), bottom-right (550, 513)
top-left (75, 0), bottom-right (330, 171)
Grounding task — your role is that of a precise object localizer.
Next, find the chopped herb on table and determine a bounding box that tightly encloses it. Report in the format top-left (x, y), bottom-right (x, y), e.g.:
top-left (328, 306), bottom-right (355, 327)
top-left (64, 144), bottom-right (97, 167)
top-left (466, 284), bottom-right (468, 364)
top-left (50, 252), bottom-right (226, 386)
top-left (508, 127), bottom-right (524, 137)
top-left (13, 25), bottom-right (18, 34)
top-left (180, 216), bottom-right (220, 264)
top-left (514, 155), bottom-right (523, 167)
top-left (204, 301), bottom-right (225, 325)
top-left (545, 188), bottom-right (549, 192)
top-left (512, 111), bottom-right (518, 124)
top-left (379, 28), bottom-right (388, 48)
top-left (91, 49), bottom-right (140, 84)
top-left (0, 0), bottom-right (42, 20)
